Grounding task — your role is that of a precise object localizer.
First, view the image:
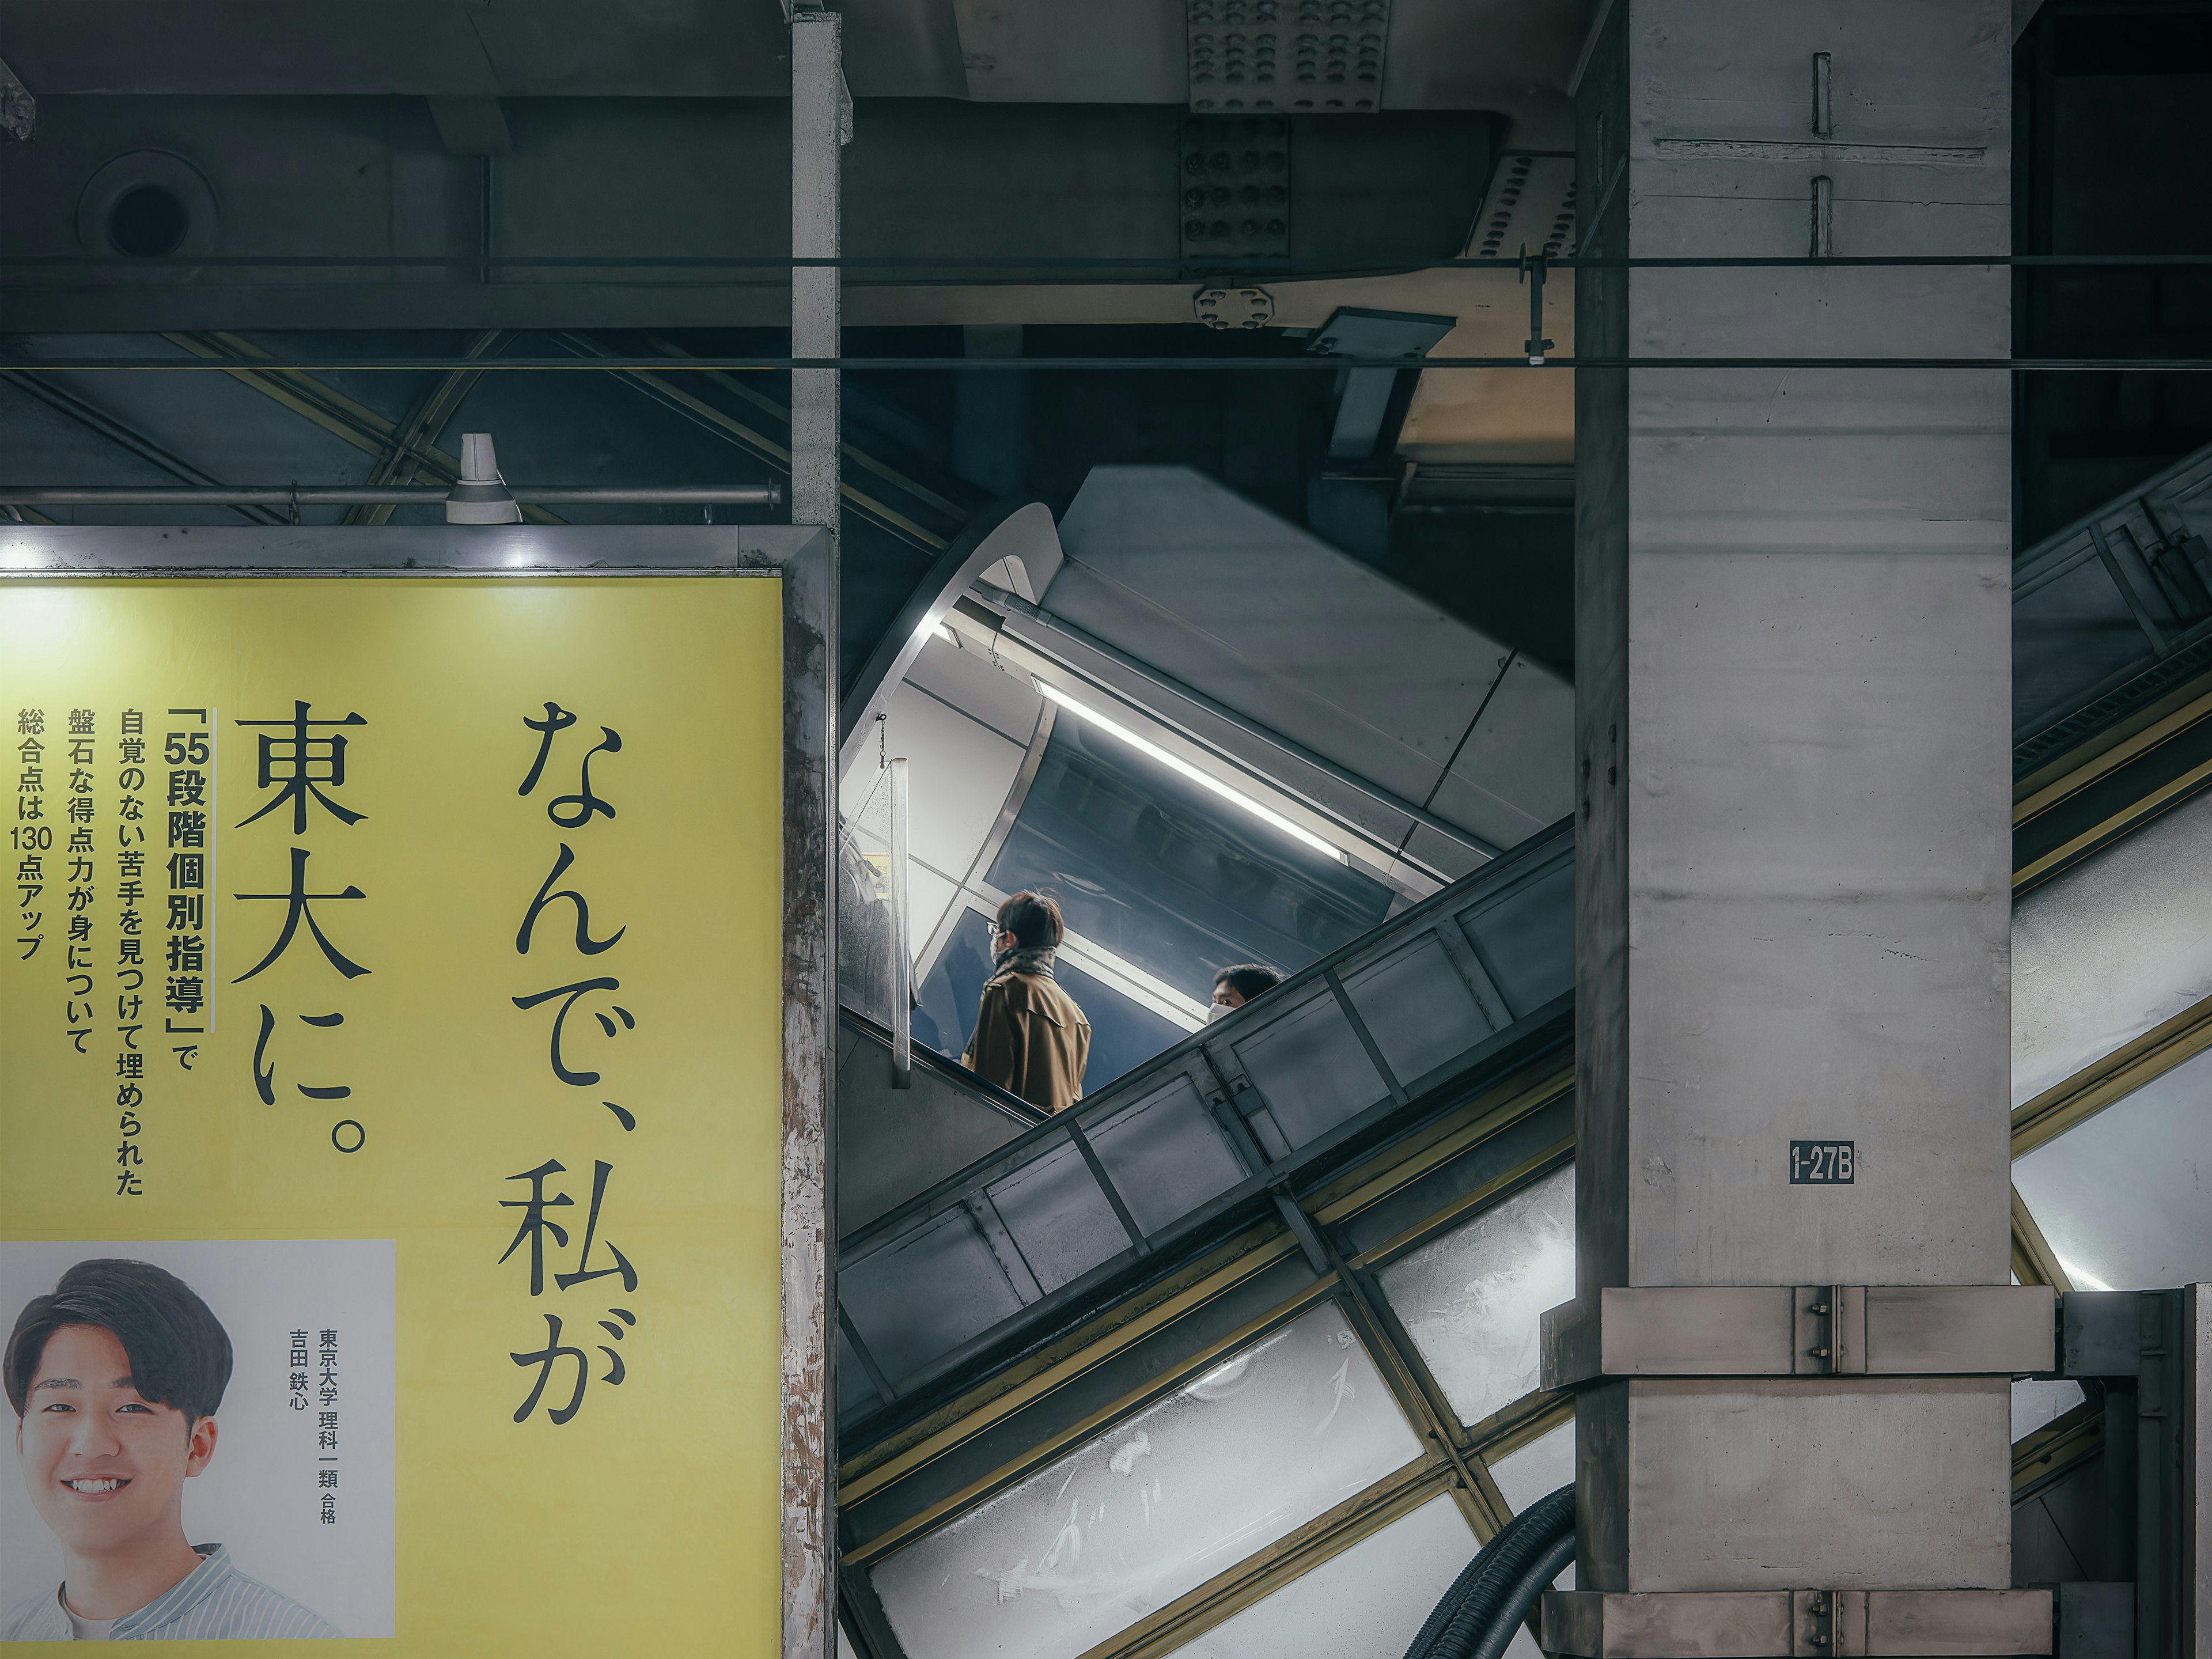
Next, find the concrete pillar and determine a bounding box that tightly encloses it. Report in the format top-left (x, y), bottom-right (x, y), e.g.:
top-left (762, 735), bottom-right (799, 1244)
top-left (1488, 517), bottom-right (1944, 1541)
top-left (1569, 0), bottom-right (2016, 1602)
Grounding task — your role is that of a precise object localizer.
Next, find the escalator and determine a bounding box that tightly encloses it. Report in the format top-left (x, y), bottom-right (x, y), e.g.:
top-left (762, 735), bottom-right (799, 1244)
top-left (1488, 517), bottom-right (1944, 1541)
top-left (834, 817), bottom-right (1574, 1436)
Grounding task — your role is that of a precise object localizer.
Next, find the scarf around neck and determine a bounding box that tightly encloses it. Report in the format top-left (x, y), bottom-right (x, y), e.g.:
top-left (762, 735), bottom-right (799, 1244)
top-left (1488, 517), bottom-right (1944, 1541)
top-left (993, 944), bottom-right (1058, 980)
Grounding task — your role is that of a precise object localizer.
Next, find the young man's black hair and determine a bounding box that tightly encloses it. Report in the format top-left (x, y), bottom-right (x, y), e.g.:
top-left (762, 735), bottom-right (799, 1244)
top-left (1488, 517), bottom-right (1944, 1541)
top-left (4, 1258), bottom-right (233, 1426)
top-left (3, 1256), bottom-right (343, 1637)
top-left (1213, 963), bottom-right (1282, 1005)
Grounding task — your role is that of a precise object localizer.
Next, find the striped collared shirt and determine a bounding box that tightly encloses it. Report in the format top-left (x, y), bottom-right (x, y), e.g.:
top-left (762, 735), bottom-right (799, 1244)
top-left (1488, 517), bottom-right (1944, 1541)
top-left (0, 1544), bottom-right (341, 1641)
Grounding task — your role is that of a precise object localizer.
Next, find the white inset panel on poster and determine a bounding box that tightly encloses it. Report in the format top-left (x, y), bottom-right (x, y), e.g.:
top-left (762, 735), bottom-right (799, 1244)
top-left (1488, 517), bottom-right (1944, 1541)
top-left (0, 1239), bottom-right (396, 1638)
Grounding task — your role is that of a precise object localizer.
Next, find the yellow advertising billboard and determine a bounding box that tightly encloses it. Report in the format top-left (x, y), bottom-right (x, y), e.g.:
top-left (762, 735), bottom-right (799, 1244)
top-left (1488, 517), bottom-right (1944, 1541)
top-left (1, 575), bottom-right (785, 1651)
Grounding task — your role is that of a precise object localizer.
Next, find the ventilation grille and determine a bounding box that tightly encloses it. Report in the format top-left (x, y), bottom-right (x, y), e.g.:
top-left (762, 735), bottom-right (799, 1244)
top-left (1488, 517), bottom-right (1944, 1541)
top-left (1187, 0), bottom-right (1392, 113)
top-left (1468, 152), bottom-right (1578, 261)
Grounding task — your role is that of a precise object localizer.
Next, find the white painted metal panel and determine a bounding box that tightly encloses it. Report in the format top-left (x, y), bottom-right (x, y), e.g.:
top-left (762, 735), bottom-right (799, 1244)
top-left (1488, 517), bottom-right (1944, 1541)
top-left (1047, 465), bottom-right (1568, 851)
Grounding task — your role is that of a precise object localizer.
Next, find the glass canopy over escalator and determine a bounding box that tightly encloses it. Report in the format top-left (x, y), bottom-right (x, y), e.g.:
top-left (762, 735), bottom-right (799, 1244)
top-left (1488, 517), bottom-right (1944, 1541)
top-left (832, 444), bottom-right (2212, 1659)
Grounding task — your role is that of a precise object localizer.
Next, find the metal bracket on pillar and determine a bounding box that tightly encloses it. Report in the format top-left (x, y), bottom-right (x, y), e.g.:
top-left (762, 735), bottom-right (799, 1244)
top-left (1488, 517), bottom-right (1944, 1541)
top-left (1543, 1589), bottom-right (2051, 1659)
top-left (1792, 1589), bottom-right (1866, 1658)
top-left (1793, 1285), bottom-right (1865, 1376)
top-left (1540, 1284), bottom-right (2053, 1386)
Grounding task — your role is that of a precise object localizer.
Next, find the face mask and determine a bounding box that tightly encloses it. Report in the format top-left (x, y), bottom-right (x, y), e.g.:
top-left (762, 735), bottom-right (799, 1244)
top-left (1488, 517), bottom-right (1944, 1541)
top-left (1206, 1000), bottom-right (1232, 1023)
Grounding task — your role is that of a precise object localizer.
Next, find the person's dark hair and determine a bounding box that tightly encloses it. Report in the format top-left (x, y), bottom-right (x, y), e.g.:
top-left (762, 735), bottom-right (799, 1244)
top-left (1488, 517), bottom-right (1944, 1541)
top-left (4, 1259), bottom-right (233, 1425)
top-left (1215, 963), bottom-right (1282, 1002)
top-left (996, 889), bottom-right (1065, 950)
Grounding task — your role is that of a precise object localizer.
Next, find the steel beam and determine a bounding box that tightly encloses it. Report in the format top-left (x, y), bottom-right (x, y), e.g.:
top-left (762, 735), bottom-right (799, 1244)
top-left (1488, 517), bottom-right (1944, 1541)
top-left (0, 486), bottom-right (780, 507)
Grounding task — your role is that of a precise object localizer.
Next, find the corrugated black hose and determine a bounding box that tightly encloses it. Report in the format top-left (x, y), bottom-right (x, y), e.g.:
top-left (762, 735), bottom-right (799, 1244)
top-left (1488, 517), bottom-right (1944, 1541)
top-left (1399, 1484), bottom-right (1575, 1659)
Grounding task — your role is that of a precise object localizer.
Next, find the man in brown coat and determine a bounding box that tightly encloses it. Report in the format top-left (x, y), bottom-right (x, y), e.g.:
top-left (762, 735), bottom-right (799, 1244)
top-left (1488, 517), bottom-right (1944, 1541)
top-left (963, 890), bottom-right (1090, 1113)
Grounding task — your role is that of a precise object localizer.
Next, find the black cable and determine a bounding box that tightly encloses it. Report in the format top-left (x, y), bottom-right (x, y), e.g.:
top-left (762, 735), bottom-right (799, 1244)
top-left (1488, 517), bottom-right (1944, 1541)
top-left (1471, 1530), bottom-right (1578, 1659)
top-left (1402, 1484), bottom-right (1574, 1659)
top-left (7, 355), bottom-right (2212, 374)
top-left (3, 252), bottom-right (2208, 270)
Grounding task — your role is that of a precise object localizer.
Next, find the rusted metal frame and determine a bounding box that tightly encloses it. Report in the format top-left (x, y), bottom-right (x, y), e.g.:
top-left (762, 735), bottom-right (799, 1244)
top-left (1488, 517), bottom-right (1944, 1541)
top-left (1199, 1028), bottom-right (1496, 1529)
top-left (781, 529), bottom-right (839, 1659)
top-left (1475, 1388), bottom-right (1575, 1467)
top-left (344, 329), bottom-right (507, 525)
top-left (787, 16), bottom-right (843, 1650)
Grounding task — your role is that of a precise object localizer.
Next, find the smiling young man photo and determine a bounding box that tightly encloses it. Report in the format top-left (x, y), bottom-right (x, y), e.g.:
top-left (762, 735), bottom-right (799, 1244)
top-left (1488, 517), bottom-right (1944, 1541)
top-left (1, 1258), bottom-right (340, 1641)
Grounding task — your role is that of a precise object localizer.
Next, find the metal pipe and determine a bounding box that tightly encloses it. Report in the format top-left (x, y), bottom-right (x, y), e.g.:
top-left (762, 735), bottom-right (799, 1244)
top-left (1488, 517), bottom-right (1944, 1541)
top-left (970, 584), bottom-right (1504, 861)
top-left (3, 251), bottom-right (2209, 270)
top-left (0, 484), bottom-right (782, 506)
top-left (6, 355), bottom-right (2208, 374)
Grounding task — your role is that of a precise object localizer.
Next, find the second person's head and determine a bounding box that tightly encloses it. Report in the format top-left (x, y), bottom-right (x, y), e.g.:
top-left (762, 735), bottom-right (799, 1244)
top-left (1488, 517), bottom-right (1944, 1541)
top-left (994, 890), bottom-right (1064, 955)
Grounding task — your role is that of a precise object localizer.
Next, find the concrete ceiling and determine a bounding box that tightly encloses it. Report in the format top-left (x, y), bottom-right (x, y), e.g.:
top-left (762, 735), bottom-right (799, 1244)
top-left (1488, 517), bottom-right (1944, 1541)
top-left (7, 0), bottom-right (1592, 138)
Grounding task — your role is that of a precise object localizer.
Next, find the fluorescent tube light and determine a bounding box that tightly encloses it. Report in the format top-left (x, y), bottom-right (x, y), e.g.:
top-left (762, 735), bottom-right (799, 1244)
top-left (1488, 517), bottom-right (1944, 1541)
top-left (1033, 678), bottom-right (1348, 864)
